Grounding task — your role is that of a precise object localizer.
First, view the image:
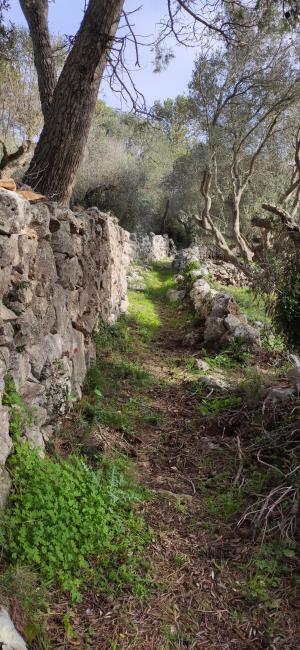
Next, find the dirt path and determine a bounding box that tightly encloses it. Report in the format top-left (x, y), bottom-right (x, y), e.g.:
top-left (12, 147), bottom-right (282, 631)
top-left (50, 264), bottom-right (299, 650)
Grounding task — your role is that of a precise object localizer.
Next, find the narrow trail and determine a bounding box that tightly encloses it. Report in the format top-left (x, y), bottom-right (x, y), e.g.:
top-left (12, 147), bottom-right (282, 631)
top-left (51, 263), bottom-right (299, 650)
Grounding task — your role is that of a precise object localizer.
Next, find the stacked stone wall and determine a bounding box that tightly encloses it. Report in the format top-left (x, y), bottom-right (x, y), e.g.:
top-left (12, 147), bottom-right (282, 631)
top-left (0, 190), bottom-right (130, 503)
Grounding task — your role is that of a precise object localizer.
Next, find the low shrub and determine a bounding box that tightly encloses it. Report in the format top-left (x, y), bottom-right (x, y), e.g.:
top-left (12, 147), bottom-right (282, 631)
top-left (4, 445), bottom-right (151, 603)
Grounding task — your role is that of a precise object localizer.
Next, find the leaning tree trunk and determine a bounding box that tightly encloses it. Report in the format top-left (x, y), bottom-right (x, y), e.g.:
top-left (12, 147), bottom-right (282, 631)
top-left (232, 192), bottom-right (254, 262)
top-left (23, 0), bottom-right (124, 204)
top-left (19, 0), bottom-right (56, 119)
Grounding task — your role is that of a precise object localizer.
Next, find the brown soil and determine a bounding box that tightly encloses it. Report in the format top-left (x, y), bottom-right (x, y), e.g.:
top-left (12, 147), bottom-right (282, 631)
top-left (42, 275), bottom-right (300, 649)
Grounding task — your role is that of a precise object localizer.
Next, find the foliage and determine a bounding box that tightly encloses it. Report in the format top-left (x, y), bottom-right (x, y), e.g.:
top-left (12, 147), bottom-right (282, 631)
top-left (204, 339), bottom-right (250, 370)
top-left (199, 395), bottom-right (242, 416)
top-left (270, 269), bottom-right (300, 350)
top-left (245, 542), bottom-right (297, 605)
top-left (204, 488), bottom-right (243, 519)
top-left (5, 445), bottom-right (151, 603)
top-left (2, 375), bottom-right (33, 440)
top-left (94, 318), bottom-right (130, 353)
top-left (74, 101), bottom-right (182, 234)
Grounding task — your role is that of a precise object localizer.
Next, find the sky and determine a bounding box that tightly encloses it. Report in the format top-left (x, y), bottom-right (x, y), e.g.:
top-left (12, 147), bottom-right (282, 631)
top-left (7, 0), bottom-right (200, 110)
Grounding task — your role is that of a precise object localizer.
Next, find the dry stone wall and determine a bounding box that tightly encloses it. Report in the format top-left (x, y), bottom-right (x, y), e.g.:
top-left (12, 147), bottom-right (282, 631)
top-left (0, 189), bottom-right (130, 503)
top-left (129, 232), bottom-right (176, 262)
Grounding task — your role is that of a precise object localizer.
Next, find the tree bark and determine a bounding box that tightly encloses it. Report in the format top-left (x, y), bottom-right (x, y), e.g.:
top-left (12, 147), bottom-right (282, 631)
top-left (197, 169), bottom-right (246, 268)
top-left (161, 199), bottom-right (170, 234)
top-left (23, 0), bottom-right (125, 204)
top-left (232, 192), bottom-right (254, 262)
top-left (0, 140), bottom-right (34, 178)
top-left (19, 0), bottom-right (56, 119)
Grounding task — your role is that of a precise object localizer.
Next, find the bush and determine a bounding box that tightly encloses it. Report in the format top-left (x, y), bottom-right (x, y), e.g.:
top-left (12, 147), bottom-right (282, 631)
top-left (5, 445), bottom-right (151, 603)
top-left (271, 269), bottom-right (300, 350)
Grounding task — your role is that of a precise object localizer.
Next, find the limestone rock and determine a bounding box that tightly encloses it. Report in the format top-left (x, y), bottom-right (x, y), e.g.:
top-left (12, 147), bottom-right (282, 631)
top-left (0, 608), bottom-right (27, 650)
top-left (204, 316), bottom-right (227, 343)
top-left (55, 255), bottom-right (82, 290)
top-left (20, 381), bottom-right (46, 406)
top-left (0, 305), bottom-right (17, 321)
top-left (167, 289), bottom-right (186, 303)
top-left (0, 202), bottom-right (130, 461)
top-left (71, 328), bottom-right (86, 398)
top-left (199, 375), bottom-right (229, 391)
top-left (190, 268), bottom-right (208, 280)
top-left (0, 407), bottom-right (13, 467)
top-left (25, 425), bottom-right (45, 455)
top-left (0, 189), bottom-right (31, 235)
top-left (195, 358), bottom-right (210, 372)
top-left (189, 276), bottom-right (260, 349)
top-left (173, 246), bottom-right (249, 287)
top-left (0, 267), bottom-right (12, 299)
top-left (129, 232), bottom-right (175, 262)
top-left (51, 221), bottom-right (75, 257)
top-left (0, 468), bottom-right (11, 507)
top-left (30, 203), bottom-right (50, 239)
top-left (173, 246), bottom-right (202, 271)
top-left (190, 279), bottom-right (215, 321)
top-left (34, 241), bottom-right (57, 282)
top-left (0, 322), bottom-right (14, 347)
top-left (0, 235), bottom-right (19, 268)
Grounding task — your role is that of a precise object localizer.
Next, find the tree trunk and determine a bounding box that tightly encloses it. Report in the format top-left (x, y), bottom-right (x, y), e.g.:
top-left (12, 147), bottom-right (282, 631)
top-left (0, 140), bottom-right (34, 178)
top-left (19, 0), bottom-right (56, 119)
top-left (23, 0), bottom-right (125, 205)
top-left (161, 199), bottom-right (170, 234)
top-left (232, 192), bottom-right (254, 262)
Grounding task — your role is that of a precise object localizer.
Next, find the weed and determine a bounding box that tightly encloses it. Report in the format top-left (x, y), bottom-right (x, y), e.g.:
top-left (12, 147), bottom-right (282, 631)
top-left (94, 318), bottom-right (130, 353)
top-left (2, 376), bottom-right (33, 440)
top-left (174, 498), bottom-right (189, 514)
top-left (0, 566), bottom-right (50, 647)
top-left (238, 369), bottom-right (262, 406)
top-left (5, 445), bottom-right (152, 603)
top-left (260, 325), bottom-right (285, 352)
top-left (185, 357), bottom-right (203, 375)
top-left (242, 541), bottom-right (297, 606)
top-left (204, 338), bottom-right (250, 370)
top-left (199, 395), bottom-right (242, 416)
top-left (204, 488), bottom-right (243, 519)
top-left (172, 553), bottom-right (189, 567)
top-left (84, 360), bottom-right (154, 396)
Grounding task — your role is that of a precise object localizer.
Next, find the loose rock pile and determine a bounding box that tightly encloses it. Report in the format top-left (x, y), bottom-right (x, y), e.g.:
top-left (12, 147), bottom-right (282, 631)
top-left (190, 278), bottom-right (259, 348)
top-left (173, 247), bottom-right (249, 287)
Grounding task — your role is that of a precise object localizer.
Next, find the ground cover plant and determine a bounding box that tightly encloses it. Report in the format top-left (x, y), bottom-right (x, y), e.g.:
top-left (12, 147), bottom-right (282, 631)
top-left (2, 263), bottom-right (300, 648)
top-left (3, 445), bottom-right (151, 606)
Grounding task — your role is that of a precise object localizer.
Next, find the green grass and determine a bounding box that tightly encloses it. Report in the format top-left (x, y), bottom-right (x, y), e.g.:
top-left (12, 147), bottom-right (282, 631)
top-left (128, 291), bottom-right (162, 340)
top-left (128, 264), bottom-right (177, 340)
